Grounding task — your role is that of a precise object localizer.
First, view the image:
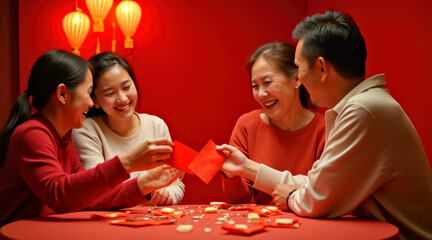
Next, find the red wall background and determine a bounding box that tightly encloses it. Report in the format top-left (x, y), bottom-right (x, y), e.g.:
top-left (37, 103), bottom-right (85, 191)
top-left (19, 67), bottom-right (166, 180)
top-left (15, 0), bottom-right (432, 203)
top-left (18, 0), bottom-right (307, 203)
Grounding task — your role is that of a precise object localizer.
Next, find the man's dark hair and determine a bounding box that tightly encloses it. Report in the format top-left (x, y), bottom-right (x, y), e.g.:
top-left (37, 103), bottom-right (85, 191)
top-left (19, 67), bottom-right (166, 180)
top-left (293, 10), bottom-right (367, 79)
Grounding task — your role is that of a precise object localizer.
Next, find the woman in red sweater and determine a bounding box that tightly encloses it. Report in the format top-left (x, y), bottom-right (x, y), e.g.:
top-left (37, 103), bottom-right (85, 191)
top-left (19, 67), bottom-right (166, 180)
top-left (0, 50), bottom-right (182, 226)
top-left (218, 42), bottom-right (326, 205)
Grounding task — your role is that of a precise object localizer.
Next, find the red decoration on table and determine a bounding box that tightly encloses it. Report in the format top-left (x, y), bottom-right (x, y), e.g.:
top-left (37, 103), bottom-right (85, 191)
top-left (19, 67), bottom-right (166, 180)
top-left (165, 140), bottom-right (198, 175)
top-left (89, 212), bottom-right (130, 219)
top-left (210, 201), bottom-right (230, 209)
top-left (188, 140), bottom-right (227, 184)
top-left (221, 223), bottom-right (266, 235)
top-left (229, 204), bottom-right (257, 211)
top-left (248, 206), bottom-right (283, 216)
top-left (152, 209), bottom-right (185, 218)
top-left (261, 219), bottom-right (300, 228)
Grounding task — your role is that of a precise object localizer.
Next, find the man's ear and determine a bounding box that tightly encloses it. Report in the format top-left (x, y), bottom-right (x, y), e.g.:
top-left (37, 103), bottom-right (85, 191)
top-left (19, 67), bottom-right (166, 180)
top-left (317, 56), bottom-right (328, 83)
top-left (56, 83), bottom-right (69, 105)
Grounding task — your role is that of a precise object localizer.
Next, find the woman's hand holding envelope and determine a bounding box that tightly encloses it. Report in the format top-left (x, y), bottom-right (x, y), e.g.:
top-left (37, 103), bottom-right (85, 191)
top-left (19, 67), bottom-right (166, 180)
top-left (216, 144), bottom-right (260, 181)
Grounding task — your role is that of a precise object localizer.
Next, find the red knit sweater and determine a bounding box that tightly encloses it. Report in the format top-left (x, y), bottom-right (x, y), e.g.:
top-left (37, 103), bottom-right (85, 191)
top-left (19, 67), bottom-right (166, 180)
top-left (222, 109), bottom-right (326, 204)
top-left (0, 114), bottom-right (145, 226)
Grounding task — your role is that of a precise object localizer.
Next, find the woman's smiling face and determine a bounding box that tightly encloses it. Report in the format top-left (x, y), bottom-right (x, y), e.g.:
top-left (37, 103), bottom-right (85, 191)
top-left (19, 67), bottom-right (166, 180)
top-left (65, 68), bottom-right (94, 129)
top-left (251, 56), bottom-right (298, 123)
top-left (93, 64), bottom-right (138, 120)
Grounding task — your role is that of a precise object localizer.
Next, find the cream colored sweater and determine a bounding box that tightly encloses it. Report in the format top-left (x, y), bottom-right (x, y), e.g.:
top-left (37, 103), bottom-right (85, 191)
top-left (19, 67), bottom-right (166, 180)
top-left (284, 75), bottom-right (432, 240)
top-left (72, 113), bottom-right (185, 204)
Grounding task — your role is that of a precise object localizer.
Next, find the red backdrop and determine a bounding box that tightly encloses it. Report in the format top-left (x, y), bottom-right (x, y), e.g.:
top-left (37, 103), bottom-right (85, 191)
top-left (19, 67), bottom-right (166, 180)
top-left (16, 0), bottom-right (432, 203)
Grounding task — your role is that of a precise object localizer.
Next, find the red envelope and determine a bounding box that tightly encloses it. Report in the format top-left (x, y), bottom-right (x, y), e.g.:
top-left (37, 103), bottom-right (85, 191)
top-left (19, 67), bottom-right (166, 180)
top-left (188, 140), bottom-right (227, 184)
top-left (261, 219), bottom-right (300, 228)
top-left (165, 140), bottom-right (197, 175)
top-left (248, 206), bottom-right (283, 216)
top-left (152, 209), bottom-right (186, 219)
top-left (221, 223), bottom-right (266, 235)
top-left (89, 212), bottom-right (130, 219)
top-left (210, 202), bottom-right (230, 209)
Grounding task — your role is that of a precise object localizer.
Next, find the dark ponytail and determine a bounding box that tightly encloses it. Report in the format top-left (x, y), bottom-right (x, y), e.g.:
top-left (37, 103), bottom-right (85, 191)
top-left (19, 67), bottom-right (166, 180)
top-left (0, 92), bottom-right (32, 166)
top-left (0, 49), bottom-right (89, 167)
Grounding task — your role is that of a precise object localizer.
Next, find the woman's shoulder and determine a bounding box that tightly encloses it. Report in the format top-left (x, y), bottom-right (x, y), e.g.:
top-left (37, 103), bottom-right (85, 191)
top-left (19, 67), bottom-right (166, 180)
top-left (80, 115), bottom-right (105, 133)
top-left (137, 113), bottom-right (165, 122)
top-left (11, 115), bottom-right (62, 147)
top-left (312, 111), bottom-right (326, 126)
top-left (137, 113), bottom-right (168, 128)
top-left (307, 111), bottom-right (326, 136)
top-left (231, 109), bottom-right (263, 135)
top-left (71, 116), bottom-right (108, 144)
top-left (14, 117), bottom-right (50, 137)
top-left (236, 109), bottom-right (262, 123)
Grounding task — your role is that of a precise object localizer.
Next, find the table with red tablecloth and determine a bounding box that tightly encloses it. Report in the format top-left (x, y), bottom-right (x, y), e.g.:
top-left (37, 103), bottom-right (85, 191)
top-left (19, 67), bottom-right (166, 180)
top-left (0, 204), bottom-right (399, 240)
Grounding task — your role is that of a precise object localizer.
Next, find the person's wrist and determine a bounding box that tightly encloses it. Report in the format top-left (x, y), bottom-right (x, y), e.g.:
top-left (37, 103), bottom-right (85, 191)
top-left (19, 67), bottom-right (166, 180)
top-left (118, 153), bottom-right (133, 173)
top-left (242, 160), bottom-right (259, 181)
top-left (221, 170), bottom-right (236, 179)
top-left (137, 175), bottom-right (155, 196)
top-left (286, 189), bottom-right (297, 211)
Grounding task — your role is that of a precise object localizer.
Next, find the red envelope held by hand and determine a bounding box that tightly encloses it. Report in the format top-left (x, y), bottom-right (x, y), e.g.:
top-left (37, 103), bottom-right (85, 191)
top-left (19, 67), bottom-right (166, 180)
top-left (188, 140), bottom-right (226, 184)
top-left (165, 140), bottom-right (197, 175)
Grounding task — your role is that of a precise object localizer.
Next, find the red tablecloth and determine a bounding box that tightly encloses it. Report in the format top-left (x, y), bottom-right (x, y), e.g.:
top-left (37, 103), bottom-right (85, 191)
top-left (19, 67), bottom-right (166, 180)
top-left (0, 205), bottom-right (399, 240)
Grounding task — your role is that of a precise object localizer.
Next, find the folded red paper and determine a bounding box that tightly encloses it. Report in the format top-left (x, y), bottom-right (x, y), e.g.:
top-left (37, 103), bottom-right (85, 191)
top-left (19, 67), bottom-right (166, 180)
top-left (261, 219), bottom-right (300, 228)
top-left (89, 212), bottom-right (130, 219)
top-left (221, 223), bottom-right (266, 235)
top-left (210, 201), bottom-right (230, 209)
top-left (152, 209), bottom-right (185, 219)
top-left (188, 140), bottom-right (226, 184)
top-left (165, 140), bottom-right (197, 175)
top-left (248, 206), bottom-right (283, 216)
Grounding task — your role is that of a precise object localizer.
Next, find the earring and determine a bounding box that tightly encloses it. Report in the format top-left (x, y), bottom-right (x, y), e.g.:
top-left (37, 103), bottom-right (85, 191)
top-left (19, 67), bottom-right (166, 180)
top-left (295, 82), bottom-right (301, 89)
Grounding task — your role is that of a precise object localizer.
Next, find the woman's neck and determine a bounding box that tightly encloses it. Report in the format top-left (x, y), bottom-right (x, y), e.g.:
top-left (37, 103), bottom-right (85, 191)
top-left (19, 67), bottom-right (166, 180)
top-left (103, 113), bottom-right (140, 137)
top-left (263, 106), bottom-right (315, 132)
top-left (40, 106), bottom-right (69, 137)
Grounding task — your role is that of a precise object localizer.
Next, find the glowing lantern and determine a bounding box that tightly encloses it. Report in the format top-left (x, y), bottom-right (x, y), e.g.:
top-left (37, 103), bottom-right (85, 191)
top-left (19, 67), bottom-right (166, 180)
top-left (115, 0), bottom-right (142, 49)
top-left (62, 8), bottom-right (90, 55)
top-left (85, 0), bottom-right (113, 32)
